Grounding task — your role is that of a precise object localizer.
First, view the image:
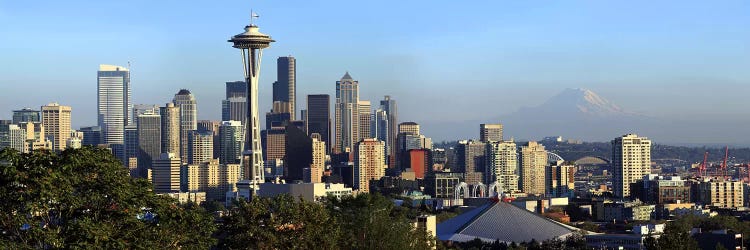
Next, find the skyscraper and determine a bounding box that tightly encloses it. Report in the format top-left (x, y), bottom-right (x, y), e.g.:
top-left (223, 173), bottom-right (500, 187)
top-left (486, 140), bottom-right (519, 194)
top-left (12, 108), bottom-right (40, 124)
top-left (308, 135), bottom-right (326, 183)
top-left (334, 72), bottom-right (359, 154)
top-left (306, 94), bottom-right (330, 153)
top-left (276, 56), bottom-right (296, 119)
top-left (223, 81), bottom-right (248, 124)
top-left (188, 130), bottom-right (213, 164)
top-left (456, 140), bottom-right (486, 185)
top-left (395, 122), bottom-right (421, 169)
top-left (41, 103), bottom-right (72, 151)
top-left (218, 121), bottom-right (244, 165)
top-left (612, 134), bottom-right (652, 198)
top-left (160, 103), bottom-right (180, 157)
top-left (173, 89), bottom-right (197, 164)
top-left (197, 120), bottom-right (221, 158)
top-left (371, 109), bottom-right (389, 157)
top-left (97, 64), bottom-right (131, 145)
top-left (354, 138), bottom-right (386, 193)
top-left (124, 125), bottom-right (138, 170)
top-left (519, 141), bottom-right (547, 195)
top-left (379, 96), bottom-right (397, 165)
top-left (152, 153), bottom-right (181, 193)
top-left (358, 100), bottom-right (371, 141)
top-left (225, 81), bottom-right (246, 99)
top-left (137, 111), bottom-right (161, 178)
top-left (480, 124), bottom-right (503, 143)
top-left (228, 14), bottom-right (274, 185)
top-left (132, 104), bottom-right (159, 126)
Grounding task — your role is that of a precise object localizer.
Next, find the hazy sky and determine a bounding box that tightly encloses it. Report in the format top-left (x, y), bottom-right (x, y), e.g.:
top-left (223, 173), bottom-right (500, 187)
top-left (1, 1), bottom-right (748, 141)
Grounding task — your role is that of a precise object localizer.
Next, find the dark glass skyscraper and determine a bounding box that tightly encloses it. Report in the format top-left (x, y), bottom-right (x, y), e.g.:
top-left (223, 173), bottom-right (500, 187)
top-left (223, 81), bottom-right (247, 124)
top-left (380, 95), bottom-right (397, 166)
top-left (12, 108), bottom-right (41, 124)
top-left (307, 94), bottom-right (330, 153)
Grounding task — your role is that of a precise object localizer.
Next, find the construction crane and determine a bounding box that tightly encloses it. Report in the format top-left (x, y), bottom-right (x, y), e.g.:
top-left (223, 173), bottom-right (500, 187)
top-left (698, 152), bottom-right (708, 179)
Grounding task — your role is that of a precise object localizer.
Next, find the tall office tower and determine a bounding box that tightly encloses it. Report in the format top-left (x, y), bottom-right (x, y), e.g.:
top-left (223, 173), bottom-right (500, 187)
top-left (307, 135), bottom-right (326, 183)
top-left (456, 140), bottom-right (486, 185)
top-left (519, 141), bottom-right (547, 195)
top-left (612, 134), bottom-right (652, 198)
top-left (479, 124), bottom-right (503, 142)
top-left (546, 163), bottom-right (575, 197)
top-left (228, 16), bottom-right (274, 185)
top-left (12, 108), bottom-right (41, 124)
top-left (379, 96), bottom-right (397, 166)
top-left (97, 64), bottom-right (131, 145)
top-left (358, 100), bottom-right (371, 141)
top-left (124, 125), bottom-right (138, 168)
top-left (354, 138), bottom-right (386, 193)
top-left (218, 121), bottom-right (244, 165)
top-left (371, 109), bottom-right (389, 158)
top-left (184, 159), bottom-right (242, 201)
top-left (137, 111), bottom-right (161, 178)
top-left (222, 81), bottom-right (247, 124)
top-left (188, 130), bottom-right (213, 164)
top-left (160, 103), bottom-right (180, 157)
top-left (152, 153), bottom-right (181, 193)
top-left (262, 126), bottom-right (286, 170)
top-left (486, 140), bottom-right (519, 194)
top-left (79, 126), bottom-right (102, 146)
top-left (395, 122), bottom-right (421, 169)
top-left (285, 124), bottom-right (312, 181)
top-left (306, 94), bottom-right (330, 153)
top-left (275, 56), bottom-right (296, 119)
top-left (334, 72), bottom-right (359, 154)
top-left (132, 104), bottom-right (159, 125)
top-left (197, 120), bottom-right (221, 158)
top-left (300, 109), bottom-right (307, 127)
top-left (173, 89), bottom-right (198, 163)
top-left (41, 103), bottom-right (72, 151)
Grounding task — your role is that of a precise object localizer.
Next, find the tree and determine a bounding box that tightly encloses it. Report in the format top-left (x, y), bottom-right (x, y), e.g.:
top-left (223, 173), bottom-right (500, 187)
top-left (0, 147), bottom-right (216, 248)
top-left (218, 194), bottom-right (340, 249)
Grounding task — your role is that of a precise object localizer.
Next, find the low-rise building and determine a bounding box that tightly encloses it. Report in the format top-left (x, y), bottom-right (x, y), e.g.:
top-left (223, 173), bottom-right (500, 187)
top-left (255, 182), bottom-right (353, 202)
top-left (697, 179), bottom-right (744, 208)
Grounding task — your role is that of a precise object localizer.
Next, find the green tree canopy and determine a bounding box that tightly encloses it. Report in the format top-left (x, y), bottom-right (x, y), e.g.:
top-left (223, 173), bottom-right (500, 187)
top-left (0, 147), bottom-right (216, 249)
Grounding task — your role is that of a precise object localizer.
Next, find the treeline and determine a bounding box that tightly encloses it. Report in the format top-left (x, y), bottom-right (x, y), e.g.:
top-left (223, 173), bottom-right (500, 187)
top-left (0, 147), bottom-right (434, 249)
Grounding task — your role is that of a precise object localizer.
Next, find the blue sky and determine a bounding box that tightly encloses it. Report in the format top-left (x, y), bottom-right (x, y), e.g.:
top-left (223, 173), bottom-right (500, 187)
top-left (1, 0), bottom-right (749, 141)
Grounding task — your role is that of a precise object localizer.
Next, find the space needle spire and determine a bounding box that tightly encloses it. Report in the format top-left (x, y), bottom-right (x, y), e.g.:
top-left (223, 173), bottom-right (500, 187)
top-left (228, 11), bottom-right (275, 191)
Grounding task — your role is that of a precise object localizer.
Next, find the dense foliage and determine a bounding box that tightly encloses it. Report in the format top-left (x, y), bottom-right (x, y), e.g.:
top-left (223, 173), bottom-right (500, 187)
top-left (0, 147), bottom-right (216, 249)
top-left (645, 214), bottom-right (750, 250)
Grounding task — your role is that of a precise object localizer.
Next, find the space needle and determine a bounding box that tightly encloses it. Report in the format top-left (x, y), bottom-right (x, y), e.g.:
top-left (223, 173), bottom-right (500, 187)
top-left (229, 11), bottom-right (274, 189)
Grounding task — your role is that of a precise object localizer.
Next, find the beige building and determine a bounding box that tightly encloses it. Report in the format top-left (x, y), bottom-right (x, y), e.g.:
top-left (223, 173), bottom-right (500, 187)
top-left (520, 141), bottom-right (547, 195)
top-left (19, 122), bottom-right (52, 152)
top-left (41, 103), bottom-right (72, 151)
top-left (187, 130), bottom-right (213, 164)
top-left (398, 122), bottom-right (420, 135)
top-left (184, 159), bottom-right (241, 201)
top-left (163, 192), bottom-right (206, 205)
top-left (612, 134), bottom-right (652, 198)
top-left (305, 136), bottom-right (326, 183)
top-left (152, 153), bottom-right (181, 194)
top-left (546, 163), bottom-right (575, 197)
top-left (486, 140), bottom-right (519, 193)
top-left (698, 180), bottom-right (744, 208)
top-left (160, 103), bottom-right (181, 157)
top-left (479, 123), bottom-right (503, 143)
top-left (354, 138), bottom-right (386, 192)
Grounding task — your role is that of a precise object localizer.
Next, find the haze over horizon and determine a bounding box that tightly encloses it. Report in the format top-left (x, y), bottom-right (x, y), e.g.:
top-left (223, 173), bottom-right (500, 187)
top-left (1, 0), bottom-right (748, 144)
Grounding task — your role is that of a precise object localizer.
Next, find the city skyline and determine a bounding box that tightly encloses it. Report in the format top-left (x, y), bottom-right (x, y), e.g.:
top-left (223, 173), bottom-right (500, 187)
top-left (1, 1), bottom-right (749, 144)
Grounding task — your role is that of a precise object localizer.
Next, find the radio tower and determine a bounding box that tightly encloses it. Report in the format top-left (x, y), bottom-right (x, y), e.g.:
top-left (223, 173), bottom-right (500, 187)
top-left (228, 11), bottom-right (275, 191)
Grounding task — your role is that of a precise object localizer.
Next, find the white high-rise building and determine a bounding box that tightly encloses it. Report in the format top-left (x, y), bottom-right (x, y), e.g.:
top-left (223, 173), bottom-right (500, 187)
top-left (334, 72), bottom-right (359, 153)
top-left (97, 64), bottom-right (131, 145)
top-left (188, 130), bottom-right (214, 164)
top-left (613, 134), bottom-right (652, 198)
top-left (486, 140), bottom-right (519, 194)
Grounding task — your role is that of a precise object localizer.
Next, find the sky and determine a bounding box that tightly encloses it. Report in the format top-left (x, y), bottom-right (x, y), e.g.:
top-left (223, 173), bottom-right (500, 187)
top-left (1, 1), bottom-right (748, 142)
